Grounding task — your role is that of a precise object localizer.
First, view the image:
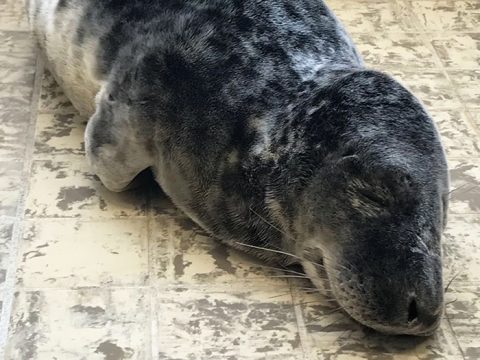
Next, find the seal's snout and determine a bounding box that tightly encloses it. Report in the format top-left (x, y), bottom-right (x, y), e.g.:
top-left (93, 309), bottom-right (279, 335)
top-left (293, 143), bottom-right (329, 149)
top-left (310, 242), bottom-right (445, 336)
top-left (398, 254), bottom-right (444, 335)
top-left (375, 269), bottom-right (444, 335)
top-left (372, 281), bottom-right (443, 336)
top-left (357, 252), bottom-right (443, 335)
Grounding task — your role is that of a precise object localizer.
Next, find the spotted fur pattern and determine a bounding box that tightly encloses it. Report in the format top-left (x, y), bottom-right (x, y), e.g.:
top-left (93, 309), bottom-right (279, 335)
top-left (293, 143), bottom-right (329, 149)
top-left (30, 0), bottom-right (449, 335)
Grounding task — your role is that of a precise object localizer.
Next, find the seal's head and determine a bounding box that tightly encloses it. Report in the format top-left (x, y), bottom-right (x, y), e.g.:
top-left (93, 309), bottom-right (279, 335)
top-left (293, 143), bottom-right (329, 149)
top-left (273, 70), bottom-right (449, 336)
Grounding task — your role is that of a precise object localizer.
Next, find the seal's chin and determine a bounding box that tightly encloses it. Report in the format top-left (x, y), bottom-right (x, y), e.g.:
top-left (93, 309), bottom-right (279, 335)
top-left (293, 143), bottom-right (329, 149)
top-left (344, 309), bottom-right (442, 337)
top-left (330, 293), bottom-right (442, 337)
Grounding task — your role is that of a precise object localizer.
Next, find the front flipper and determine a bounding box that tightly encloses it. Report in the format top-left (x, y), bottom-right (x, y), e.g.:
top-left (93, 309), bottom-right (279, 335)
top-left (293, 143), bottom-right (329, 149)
top-left (84, 89), bottom-right (153, 192)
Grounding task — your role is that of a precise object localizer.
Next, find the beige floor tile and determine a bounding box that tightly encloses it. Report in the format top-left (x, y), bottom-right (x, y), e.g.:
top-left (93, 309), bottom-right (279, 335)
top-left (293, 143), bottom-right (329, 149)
top-left (0, 161), bottom-right (23, 217)
top-left (38, 70), bottom-right (77, 114)
top-left (0, 109), bottom-right (30, 160)
top-left (388, 70), bottom-right (462, 110)
top-left (153, 286), bottom-right (302, 360)
top-left (150, 214), bottom-right (287, 285)
top-left (17, 218), bottom-right (148, 288)
top-left (328, 0), bottom-right (416, 33)
top-left (0, 220), bottom-right (14, 288)
top-left (353, 33), bottom-right (438, 68)
top-left (0, 83), bottom-right (33, 112)
top-left (25, 160), bottom-right (147, 218)
top-left (0, 108), bottom-right (30, 160)
top-left (0, 96), bottom-right (31, 111)
top-left (34, 113), bottom-right (87, 159)
top-left (470, 111), bottom-right (480, 135)
top-left (431, 110), bottom-right (480, 157)
top-left (0, 253), bottom-right (9, 289)
top-left (448, 159), bottom-right (480, 214)
top-left (5, 288), bottom-right (150, 360)
top-left (444, 286), bottom-right (480, 360)
top-left (0, 65), bottom-right (35, 86)
top-left (0, 81), bottom-right (33, 98)
top-left (410, 0), bottom-right (480, 32)
top-left (0, 0), bottom-right (29, 31)
top-left (0, 220), bottom-right (13, 254)
top-left (293, 286), bottom-right (464, 359)
top-left (447, 70), bottom-right (480, 109)
top-left (0, 52), bottom-right (35, 71)
top-left (0, 288), bottom-right (4, 319)
top-left (432, 34), bottom-right (480, 69)
top-left (443, 215), bottom-right (480, 285)
top-left (0, 30), bottom-right (35, 55)
top-left (0, 220), bottom-right (14, 326)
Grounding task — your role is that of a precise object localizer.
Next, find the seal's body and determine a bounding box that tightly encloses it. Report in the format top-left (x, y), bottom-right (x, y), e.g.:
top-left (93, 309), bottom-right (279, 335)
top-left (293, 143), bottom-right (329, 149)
top-left (29, 0), bottom-right (449, 335)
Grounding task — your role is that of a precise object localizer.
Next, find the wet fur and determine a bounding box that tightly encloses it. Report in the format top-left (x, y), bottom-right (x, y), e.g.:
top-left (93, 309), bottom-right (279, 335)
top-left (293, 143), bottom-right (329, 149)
top-left (30, 0), bottom-right (449, 335)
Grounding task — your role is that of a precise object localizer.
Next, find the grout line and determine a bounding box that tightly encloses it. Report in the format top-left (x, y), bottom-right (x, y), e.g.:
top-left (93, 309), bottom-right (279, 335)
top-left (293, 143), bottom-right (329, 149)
top-left (445, 311), bottom-right (467, 360)
top-left (464, 109), bottom-right (480, 138)
top-left (446, 156), bottom-right (480, 160)
top-left (0, 52), bottom-right (44, 358)
top-left (11, 280), bottom-right (291, 292)
top-left (350, 31), bottom-right (480, 37)
top-left (150, 288), bottom-right (158, 360)
top-left (146, 186), bottom-right (155, 288)
top-left (146, 185), bottom-right (157, 360)
top-left (374, 65), bottom-right (480, 72)
top-left (21, 215), bottom-right (150, 221)
top-left (448, 213), bottom-right (480, 216)
top-left (467, 110), bottom-right (480, 137)
top-left (289, 281), bottom-right (315, 360)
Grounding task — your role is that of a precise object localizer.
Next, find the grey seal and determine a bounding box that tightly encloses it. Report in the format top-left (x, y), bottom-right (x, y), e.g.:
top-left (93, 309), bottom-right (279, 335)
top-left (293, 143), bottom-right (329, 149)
top-left (29, 0), bottom-right (449, 336)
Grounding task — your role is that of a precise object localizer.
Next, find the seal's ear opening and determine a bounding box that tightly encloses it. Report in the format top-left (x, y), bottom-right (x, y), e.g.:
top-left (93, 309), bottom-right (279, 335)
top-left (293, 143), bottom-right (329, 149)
top-left (384, 169), bottom-right (415, 196)
top-left (334, 152), bottom-right (363, 174)
top-left (379, 167), bottom-right (420, 212)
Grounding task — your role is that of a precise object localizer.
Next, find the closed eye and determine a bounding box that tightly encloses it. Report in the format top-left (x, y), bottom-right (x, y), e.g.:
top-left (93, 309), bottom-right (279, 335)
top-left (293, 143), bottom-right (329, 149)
top-left (357, 189), bottom-right (389, 207)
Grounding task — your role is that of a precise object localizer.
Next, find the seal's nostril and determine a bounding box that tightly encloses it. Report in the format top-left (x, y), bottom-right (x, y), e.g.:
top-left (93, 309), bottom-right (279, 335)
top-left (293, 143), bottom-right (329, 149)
top-left (408, 298), bottom-right (418, 323)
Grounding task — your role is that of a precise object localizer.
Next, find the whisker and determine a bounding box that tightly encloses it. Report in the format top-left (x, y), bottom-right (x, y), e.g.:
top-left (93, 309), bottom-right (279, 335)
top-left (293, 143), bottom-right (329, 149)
top-left (303, 249), bottom-right (353, 273)
top-left (449, 184), bottom-right (478, 199)
top-left (247, 207), bottom-right (357, 275)
top-left (298, 288), bottom-right (335, 295)
top-left (267, 292), bottom-right (292, 299)
top-left (445, 270), bottom-right (462, 293)
top-left (236, 242), bottom-right (302, 261)
top-left (297, 287), bottom-right (318, 291)
top-left (443, 308), bottom-right (460, 346)
top-left (448, 184), bottom-right (469, 195)
top-left (249, 206), bottom-right (295, 241)
top-left (303, 306), bottom-right (343, 317)
top-left (444, 298), bottom-right (457, 307)
top-left (257, 264), bottom-right (306, 276)
top-left (248, 207), bottom-right (351, 270)
top-left (295, 286), bottom-right (334, 293)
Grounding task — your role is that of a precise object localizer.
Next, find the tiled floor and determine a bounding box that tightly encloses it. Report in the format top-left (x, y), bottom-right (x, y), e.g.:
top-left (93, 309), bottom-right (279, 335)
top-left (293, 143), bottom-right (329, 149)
top-left (0, 0), bottom-right (479, 359)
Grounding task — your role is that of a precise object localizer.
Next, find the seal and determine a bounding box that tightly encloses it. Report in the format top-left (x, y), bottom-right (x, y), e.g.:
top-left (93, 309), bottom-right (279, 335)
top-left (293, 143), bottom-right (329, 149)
top-left (29, 0), bottom-right (450, 335)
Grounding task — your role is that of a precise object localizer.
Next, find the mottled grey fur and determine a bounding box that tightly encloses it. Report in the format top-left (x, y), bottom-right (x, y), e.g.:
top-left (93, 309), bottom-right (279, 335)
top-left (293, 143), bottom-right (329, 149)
top-left (30, 0), bottom-right (449, 336)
